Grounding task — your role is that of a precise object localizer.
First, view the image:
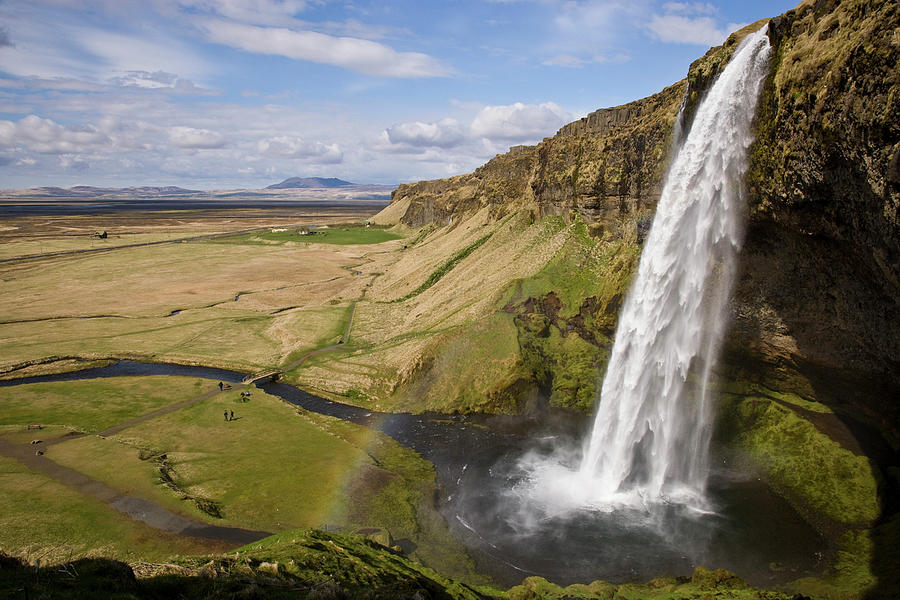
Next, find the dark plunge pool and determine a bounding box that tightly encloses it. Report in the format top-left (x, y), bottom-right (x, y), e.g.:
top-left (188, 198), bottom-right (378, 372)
top-left (433, 422), bottom-right (827, 588)
top-left (1, 360), bottom-right (827, 588)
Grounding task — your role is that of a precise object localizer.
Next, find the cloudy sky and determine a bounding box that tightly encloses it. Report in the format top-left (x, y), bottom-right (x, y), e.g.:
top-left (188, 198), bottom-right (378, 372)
top-left (0, 0), bottom-right (797, 190)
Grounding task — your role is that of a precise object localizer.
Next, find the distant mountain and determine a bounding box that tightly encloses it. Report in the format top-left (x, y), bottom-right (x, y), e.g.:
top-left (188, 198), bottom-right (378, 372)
top-left (1, 180), bottom-right (396, 199)
top-left (266, 177), bottom-right (355, 189)
top-left (21, 186), bottom-right (201, 198)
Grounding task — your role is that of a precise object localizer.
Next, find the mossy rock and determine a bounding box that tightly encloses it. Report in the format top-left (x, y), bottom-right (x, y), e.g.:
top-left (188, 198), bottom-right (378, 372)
top-left (718, 393), bottom-right (881, 530)
top-left (690, 565), bottom-right (750, 590)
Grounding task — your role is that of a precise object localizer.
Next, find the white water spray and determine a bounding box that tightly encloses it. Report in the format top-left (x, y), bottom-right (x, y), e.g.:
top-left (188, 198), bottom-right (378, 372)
top-left (576, 26), bottom-right (772, 508)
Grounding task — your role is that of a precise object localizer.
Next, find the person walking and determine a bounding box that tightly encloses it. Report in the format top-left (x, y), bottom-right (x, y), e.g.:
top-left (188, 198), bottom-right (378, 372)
top-left (219, 381), bottom-right (224, 391)
top-left (230, 410), bottom-right (234, 421)
top-left (224, 410), bottom-right (228, 421)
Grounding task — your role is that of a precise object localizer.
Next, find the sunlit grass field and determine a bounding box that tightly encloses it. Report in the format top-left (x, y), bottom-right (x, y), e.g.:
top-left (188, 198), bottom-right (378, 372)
top-left (0, 228), bottom-right (404, 375)
top-left (213, 225), bottom-right (405, 246)
top-left (0, 376), bottom-right (473, 575)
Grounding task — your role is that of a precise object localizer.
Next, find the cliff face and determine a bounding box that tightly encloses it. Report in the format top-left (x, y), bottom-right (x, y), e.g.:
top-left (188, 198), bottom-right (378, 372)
top-left (385, 0), bottom-right (899, 418)
top-left (528, 81), bottom-right (685, 229)
top-left (748, 0), bottom-right (899, 288)
top-left (732, 0), bottom-right (900, 435)
top-left (392, 80), bottom-right (687, 237)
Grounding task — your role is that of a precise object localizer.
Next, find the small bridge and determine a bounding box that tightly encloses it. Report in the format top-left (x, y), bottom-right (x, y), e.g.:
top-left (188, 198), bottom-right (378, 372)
top-left (242, 370), bottom-right (281, 385)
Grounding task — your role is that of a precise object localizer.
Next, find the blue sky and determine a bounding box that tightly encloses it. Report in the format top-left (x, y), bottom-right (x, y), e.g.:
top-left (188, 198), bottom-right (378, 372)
top-left (0, 0), bottom-right (799, 189)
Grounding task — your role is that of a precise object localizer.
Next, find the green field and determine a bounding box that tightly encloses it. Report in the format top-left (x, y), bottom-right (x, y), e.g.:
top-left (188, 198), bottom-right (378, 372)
top-left (0, 376), bottom-right (477, 580)
top-left (214, 226), bottom-right (405, 246)
top-left (0, 376), bottom-right (205, 437)
top-left (0, 454), bottom-right (227, 564)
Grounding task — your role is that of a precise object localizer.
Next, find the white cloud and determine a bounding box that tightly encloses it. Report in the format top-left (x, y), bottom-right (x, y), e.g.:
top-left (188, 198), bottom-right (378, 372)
top-left (107, 70), bottom-right (202, 91)
top-left (168, 126), bottom-right (226, 149)
top-left (200, 19), bottom-right (452, 78)
top-left (385, 119), bottom-right (465, 148)
top-left (661, 2), bottom-right (717, 15)
top-left (647, 3), bottom-right (746, 46)
top-left (0, 4), bottom-right (209, 85)
top-left (541, 52), bottom-right (629, 68)
top-left (647, 15), bottom-right (740, 45)
top-left (59, 153), bottom-right (90, 170)
top-left (76, 28), bottom-right (208, 81)
top-left (176, 0), bottom-right (308, 26)
top-left (0, 114), bottom-right (111, 153)
top-left (538, 1), bottom-right (646, 69)
top-left (542, 54), bottom-right (589, 68)
top-left (470, 102), bottom-right (572, 143)
top-left (554, 1), bottom-right (625, 34)
top-left (375, 101), bottom-right (575, 168)
top-left (257, 136), bottom-right (343, 162)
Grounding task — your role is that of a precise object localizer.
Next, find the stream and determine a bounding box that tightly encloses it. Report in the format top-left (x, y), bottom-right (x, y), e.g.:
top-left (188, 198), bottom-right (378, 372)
top-left (0, 360), bottom-right (827, 588)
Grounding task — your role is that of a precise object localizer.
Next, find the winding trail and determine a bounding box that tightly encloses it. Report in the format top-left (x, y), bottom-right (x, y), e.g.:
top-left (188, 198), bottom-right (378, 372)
top-left (0, 384), bottom-right (271, 545)
top-left (244, 292), bottom-right (359, 384)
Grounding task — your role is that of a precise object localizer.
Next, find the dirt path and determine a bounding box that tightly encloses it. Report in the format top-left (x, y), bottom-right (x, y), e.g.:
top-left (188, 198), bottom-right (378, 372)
top-left (0, 386), bottom-right (271, 545)
top-left (245, 299), bottom-right (358, 385)
top-left (43, 387), bottom-right (226, 447)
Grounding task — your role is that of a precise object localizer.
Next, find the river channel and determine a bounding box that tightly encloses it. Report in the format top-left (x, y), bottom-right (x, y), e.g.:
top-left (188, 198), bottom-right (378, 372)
top-left (0, 360), bottom-right (827, 588)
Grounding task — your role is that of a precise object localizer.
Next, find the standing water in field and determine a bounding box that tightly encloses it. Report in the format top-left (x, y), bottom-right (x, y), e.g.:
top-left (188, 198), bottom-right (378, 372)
top-left (577, 26), bottom-right (773, 509)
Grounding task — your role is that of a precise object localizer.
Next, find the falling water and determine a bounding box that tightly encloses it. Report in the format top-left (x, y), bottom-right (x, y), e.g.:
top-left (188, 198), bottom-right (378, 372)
top-left (577, 26), bottom-right (772, 508)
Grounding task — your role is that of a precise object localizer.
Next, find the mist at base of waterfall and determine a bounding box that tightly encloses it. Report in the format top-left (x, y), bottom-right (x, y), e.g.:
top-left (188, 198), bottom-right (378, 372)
top-left (514, 445), bottom-right (713, 518)
top-left (440, 429), bottom-right (826, 589)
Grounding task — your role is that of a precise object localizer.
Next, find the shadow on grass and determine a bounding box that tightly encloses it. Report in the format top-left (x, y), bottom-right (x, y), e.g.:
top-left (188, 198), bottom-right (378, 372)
top-left (0, 550), bottom-right (481, 600)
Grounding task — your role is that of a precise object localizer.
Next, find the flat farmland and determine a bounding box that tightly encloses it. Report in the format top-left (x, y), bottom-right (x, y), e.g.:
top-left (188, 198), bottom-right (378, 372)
top-left (0, 205), bottom-right (405, 375)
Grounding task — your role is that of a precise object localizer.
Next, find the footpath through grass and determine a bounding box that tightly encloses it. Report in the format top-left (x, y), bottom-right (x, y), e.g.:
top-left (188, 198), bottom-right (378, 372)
top-left (0, 375), bottom-right (206, 438)
top-left (0, 376), bottom-right (477, 581)
top-left (0, 454), bottom-right (227, 564)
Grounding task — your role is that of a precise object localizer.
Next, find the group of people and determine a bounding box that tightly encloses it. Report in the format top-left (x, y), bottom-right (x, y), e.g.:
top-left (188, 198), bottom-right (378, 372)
top-left (218, 382), bottom-right (252, 421)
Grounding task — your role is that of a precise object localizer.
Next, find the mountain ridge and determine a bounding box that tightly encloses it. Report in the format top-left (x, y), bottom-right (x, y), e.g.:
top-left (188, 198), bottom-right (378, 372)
top-left (266, 176), bottom-right (356, 189)
top-left (1, 180), bottom-right (395, 199)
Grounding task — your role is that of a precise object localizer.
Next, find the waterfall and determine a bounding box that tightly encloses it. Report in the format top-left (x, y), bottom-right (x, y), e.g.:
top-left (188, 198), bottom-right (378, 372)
top-left (578, 26), bottom-right (772, 508)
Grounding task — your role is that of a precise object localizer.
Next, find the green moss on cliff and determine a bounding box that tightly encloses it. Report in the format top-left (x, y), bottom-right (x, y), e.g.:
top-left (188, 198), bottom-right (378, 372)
top-left (506, 567), bottom-right (794, 600)
top-left (718, 391), bottom-right (881, 530)
top-left (497, 217), bottom-right (639, 412)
